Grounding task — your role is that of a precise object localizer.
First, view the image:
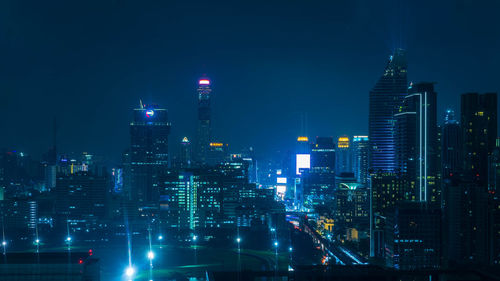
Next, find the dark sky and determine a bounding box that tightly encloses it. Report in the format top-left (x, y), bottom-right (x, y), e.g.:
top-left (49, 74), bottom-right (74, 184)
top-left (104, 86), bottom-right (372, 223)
top-left (1, 0), bottom-right (499, 163)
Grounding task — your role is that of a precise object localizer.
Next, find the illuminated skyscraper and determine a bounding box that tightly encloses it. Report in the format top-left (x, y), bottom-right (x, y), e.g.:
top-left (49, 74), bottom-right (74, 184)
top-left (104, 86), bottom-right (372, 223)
top-left (369, 49), bottom-right (407, 172)
top-left (196, 77), bottom-right (212, 165)
top-left (335, 136), bottom-right (352, 174)
top-left (395, 82), bottom-right (438, 202)
top-left (130, 102), bottom-right (171, 203)
top-left (352, 136), bottom-right (369, 185)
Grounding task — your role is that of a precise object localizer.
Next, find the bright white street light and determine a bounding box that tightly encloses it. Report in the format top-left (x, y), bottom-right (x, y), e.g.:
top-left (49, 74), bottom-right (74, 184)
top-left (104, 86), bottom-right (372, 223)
top-left (192, 235), bottom-right (197, 241)
top-left (274, 241), bottom-right (278, 247)
top-left (35, 239), bottom-right (40, 244)
top-left (125, 266), bottom-right (135, 277)
top-left (2, 241), bottom-right (6, 246)
top-left (289, 247), bottom-right (293, 252)
top-left (147, 251), bottom-right (155, 260)
top-left (66, 236), bottom-right (72, 242)
top-left (236, 237), bottom-right (241, 243)
top-left (158, 235), bottom-right (163, 240)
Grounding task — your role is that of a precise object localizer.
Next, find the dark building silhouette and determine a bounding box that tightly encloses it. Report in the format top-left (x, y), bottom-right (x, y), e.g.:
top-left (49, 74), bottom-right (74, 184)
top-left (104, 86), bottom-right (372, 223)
top-left (179, 137), bottom-right (192, 168)
top-left (461, 93), bottom-right (497, 185)
top-left (441, 109), bottom-right (461, 179)
top-left (130, 103), bottom-right (171, 203)
top-left (302, 137), bottom-right (336, 205)
top-left (310, 137), bottom-right (335, 172)
top-left (384, 202), bottom-right (441, 270)
top-left (369, 49), bottom-right (408, 173)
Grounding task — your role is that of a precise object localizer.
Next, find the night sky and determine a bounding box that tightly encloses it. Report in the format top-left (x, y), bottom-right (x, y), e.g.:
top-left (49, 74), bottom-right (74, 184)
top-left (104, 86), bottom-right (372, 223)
top-left (1, 0), bottom-right (499, 162)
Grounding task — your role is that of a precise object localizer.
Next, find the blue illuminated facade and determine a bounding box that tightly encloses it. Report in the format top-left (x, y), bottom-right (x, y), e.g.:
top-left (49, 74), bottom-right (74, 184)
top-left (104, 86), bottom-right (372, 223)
top-left (369, 49), bottom-right (408, 172)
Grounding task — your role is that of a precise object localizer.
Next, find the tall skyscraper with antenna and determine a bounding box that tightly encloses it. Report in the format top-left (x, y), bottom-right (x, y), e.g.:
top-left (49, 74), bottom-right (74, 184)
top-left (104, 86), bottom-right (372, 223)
top-left (130, 102), bottom-right (171, 203)
top-left (196, 77), bottom-right (212, 165)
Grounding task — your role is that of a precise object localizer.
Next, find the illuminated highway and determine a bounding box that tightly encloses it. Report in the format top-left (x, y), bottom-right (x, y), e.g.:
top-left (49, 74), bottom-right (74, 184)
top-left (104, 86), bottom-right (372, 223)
top-left (288, 213), bottom-right (367, 266)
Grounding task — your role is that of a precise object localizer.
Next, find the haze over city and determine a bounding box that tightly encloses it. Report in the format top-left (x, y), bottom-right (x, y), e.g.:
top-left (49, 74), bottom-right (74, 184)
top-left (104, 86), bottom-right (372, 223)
top-left (1, 1), bottom-right (500, 281)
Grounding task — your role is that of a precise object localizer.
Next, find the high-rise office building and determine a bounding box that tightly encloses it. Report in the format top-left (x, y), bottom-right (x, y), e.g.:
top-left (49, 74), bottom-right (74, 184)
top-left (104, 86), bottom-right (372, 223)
top-left (333, 180), bottom-right (369, 235)
top-left (352, 136), bottom-right (369, 185)
top-left (395, 82), bottom-right (438, 203)
top-left (302, 137), bottom-right (336, 205)
top-left (370, 173), bottom-right (415, 258)
top-left (206, 142), bottom-right (228, 166)
top-left (310, 137), bottom-right (335, 172)
top-left (196, 77), bottom-right (212, 165)
top-left (179, 137), bottom-right (192, 168)
top-left (369, 49), bottom-right (408, 172)
top-left (335, 136), bottom-right (352, 175)
top-left (55, 172), bottom-right (108, 232)
top-left (385, 202), bottom-right (441, 270)
top-left (130, 102), bottom-right (171, 203)
top-left (461, 93), bottom-right (497, 185)
top-left (442, 109), bottom-right (461, 179)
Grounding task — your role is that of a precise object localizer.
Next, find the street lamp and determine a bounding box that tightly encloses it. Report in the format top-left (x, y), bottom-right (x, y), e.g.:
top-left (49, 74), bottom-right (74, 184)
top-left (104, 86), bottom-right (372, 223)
top-left (125, 266), bottom-right (135, 278)
top-left (236, 237), bottom-right (241, 243)
top-left (147, 251), bottom-right (155, 260)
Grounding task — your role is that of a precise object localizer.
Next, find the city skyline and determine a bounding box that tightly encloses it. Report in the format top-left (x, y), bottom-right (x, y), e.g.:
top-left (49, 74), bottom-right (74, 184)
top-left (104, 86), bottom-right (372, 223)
top-left (1, 1), bottom-right (500, 280)
top-left (2, 1), bottom-right (500, 162)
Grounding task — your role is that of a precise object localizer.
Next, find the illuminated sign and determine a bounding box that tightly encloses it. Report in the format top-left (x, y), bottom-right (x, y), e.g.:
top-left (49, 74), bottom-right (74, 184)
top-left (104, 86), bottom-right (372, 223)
top-left (209, 142), bottom-right (224, 147)
top-left (296, 154), bottom-right (310, 175)
top-left (297, 136), bottom-right (309, 142)
top-left (338, 136), bottom-right (350, 148)
top-left (199, 79), bottom-right (210, 85)
top-left (277, 177), bottom-right (287, 184)
top-left (146, 110), bottom-right (155, 118)
top-left (182, 137), bottom-right (190, 143)
top-left (276, 184), bottom-right (287, 194)
top-left (276, 169), bottom-right (282, 175)
top-left (353, 135), bottom-right (368, 142)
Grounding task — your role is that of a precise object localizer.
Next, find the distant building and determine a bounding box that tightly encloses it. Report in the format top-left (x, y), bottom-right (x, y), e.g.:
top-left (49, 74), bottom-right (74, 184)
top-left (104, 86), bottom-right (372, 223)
top-left (441, 109), bottom-right (461, 179)
top-left (333, 180), bottom-right (369, 235)
top-left (130, 102), bottom-right (171, 203)
top-left (335, 136), bottom-right (352, 175)
top-left (179, 137), bottom-right (192, 168)
top-left (196, 77), bottom-right (212, 165)
top-left (352, 136), bottom-right (369, 185)
top-left (461, 93), bottom-right (497, 185)
top-left (369, 49), bottom-right (408, 173)
top-left (310, 137), bottom-right (335, 173)
top-left (55, 172), bottom-right (108, 232)
top-left (206, 142), bottom-right (228, 166)
top-left (159, 158), bottom-right (278, 230)
top-left (0, 200), bottom-right (37, 232)
top-left (302, 137), bottom-right (336, 205)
